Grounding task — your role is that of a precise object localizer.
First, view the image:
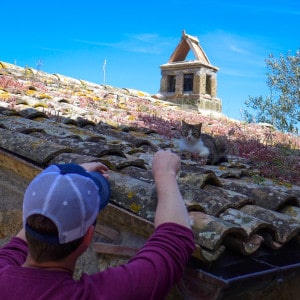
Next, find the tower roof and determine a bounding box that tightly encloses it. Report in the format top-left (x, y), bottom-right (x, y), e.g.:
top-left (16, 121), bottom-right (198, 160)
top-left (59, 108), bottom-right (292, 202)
top-left (168, 30), bottom-right (212, 65)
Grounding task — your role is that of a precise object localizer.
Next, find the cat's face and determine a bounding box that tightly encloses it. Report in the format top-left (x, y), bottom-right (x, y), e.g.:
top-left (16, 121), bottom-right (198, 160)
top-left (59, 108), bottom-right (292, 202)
top-left (181, 121), bottom-right (202, 142)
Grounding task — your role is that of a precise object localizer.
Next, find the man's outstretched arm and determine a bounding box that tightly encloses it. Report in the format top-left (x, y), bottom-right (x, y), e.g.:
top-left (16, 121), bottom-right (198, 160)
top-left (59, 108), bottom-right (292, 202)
top-left (152, 150), bottom-right (191, 229)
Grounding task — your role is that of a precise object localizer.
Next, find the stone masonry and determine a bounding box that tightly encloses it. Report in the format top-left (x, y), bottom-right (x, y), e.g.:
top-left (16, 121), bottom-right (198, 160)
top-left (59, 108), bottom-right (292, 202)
top-left (159, 31), bottom-right (222, 113)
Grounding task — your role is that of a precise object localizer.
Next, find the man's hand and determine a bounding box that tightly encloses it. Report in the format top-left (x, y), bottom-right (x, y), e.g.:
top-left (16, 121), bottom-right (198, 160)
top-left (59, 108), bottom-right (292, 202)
top-left (80, 162), bottom-right (110, 179)
top-left (152, 150), bottom-right (180, 179)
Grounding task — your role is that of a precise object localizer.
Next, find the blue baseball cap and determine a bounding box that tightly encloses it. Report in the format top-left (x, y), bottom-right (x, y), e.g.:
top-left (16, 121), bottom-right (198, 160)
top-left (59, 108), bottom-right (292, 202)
top-left (23, 164), bottom-right (111, 244)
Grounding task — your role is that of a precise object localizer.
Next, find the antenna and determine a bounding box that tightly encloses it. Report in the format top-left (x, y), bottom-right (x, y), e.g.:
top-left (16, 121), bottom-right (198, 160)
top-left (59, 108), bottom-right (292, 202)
top-left (103, 58), bottom-right (106, 84)
top-left (36, 59), bottom-right (43, 71)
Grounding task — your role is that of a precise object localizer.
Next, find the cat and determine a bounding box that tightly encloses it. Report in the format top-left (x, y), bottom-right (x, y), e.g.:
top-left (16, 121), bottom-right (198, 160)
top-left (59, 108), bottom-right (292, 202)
top-left (178, 120), bottom-right (228, 165)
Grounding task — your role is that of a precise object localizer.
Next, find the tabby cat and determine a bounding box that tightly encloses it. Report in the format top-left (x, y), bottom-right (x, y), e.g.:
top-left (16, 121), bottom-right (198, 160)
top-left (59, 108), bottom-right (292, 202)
top-left (179, 120), bottom-right (228, 165)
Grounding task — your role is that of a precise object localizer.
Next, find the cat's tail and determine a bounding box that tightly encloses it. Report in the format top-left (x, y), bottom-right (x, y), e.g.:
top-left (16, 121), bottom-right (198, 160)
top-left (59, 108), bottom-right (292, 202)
top-left (214, 136), bottom-right (229, 165)
top-left (215, 136), bottom-right (228, 154)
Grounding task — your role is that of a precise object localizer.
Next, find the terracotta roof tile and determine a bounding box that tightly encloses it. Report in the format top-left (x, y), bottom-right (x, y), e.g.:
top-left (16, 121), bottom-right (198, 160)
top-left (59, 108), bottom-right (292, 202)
top-left (0, 127), bottom-right (73, 165)
top-left (1, 62), bottom-right (300, 296)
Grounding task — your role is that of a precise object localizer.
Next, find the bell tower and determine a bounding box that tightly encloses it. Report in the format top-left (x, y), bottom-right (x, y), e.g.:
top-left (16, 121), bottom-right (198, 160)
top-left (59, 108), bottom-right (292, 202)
top-left (159, 31), bottom-right (222, 112)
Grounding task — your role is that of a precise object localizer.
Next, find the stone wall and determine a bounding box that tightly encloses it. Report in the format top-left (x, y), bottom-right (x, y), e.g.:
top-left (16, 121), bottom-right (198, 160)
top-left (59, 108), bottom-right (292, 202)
top-left (159, 64), bottom-right (222, 113)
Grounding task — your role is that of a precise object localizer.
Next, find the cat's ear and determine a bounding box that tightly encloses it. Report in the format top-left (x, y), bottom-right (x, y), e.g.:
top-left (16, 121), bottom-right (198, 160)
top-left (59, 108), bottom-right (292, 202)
top-left (182, 120), bottom-right (188, 127)
top-left (198, 123), bottom-right (203, 131)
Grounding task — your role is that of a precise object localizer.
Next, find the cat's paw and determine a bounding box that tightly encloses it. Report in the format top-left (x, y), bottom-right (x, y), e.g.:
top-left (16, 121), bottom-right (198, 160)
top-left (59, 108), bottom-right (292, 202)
top-left (180, 151), bottom-right (192, 160)
top-left (199, 147), bottom-right (210, 158)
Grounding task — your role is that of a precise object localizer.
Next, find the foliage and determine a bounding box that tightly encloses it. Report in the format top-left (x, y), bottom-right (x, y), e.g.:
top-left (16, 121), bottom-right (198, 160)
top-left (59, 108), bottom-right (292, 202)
top-left (0, 65), bottom-right (299, 186)
top-left (0, 74), bottom-right (25, 91)
top-left (244, 49), bottom-right (300, 133)
top-left (232, 138), bottom-right (300, 185)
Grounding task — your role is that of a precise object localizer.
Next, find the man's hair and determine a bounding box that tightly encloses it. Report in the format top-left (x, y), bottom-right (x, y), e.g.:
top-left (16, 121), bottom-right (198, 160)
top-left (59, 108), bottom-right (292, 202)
top-left (25, 214), bottom-right (83, 263)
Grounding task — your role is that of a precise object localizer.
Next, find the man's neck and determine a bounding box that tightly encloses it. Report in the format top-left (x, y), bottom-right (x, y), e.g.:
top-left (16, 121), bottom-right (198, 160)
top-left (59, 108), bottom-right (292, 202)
top-left (22, 256), bottom-right (75, 275)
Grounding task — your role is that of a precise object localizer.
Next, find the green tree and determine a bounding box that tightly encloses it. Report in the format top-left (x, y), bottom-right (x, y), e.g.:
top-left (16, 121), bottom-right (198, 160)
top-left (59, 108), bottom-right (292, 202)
top-left (244, 49), bottom-right (300, 133)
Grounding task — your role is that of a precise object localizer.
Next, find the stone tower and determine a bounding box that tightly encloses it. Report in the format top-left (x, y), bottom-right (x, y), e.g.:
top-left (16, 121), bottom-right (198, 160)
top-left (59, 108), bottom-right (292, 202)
top-left (159, 31), bottom-right (222, 112)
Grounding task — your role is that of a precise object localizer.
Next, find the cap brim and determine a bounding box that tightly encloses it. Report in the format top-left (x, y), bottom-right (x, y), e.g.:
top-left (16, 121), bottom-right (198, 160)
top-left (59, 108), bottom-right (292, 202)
top-left (89, 172), bottom-right (111, 210)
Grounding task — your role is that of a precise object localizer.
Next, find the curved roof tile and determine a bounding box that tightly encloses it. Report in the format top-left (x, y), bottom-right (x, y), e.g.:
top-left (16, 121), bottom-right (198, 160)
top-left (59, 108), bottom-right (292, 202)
top-left (0, 61), bottom-right (299, 269)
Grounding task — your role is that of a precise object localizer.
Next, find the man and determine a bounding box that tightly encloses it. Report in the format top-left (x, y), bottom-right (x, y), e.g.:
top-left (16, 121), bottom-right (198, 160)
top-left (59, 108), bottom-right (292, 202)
top-left (0, 150), bottom-right (195, 299)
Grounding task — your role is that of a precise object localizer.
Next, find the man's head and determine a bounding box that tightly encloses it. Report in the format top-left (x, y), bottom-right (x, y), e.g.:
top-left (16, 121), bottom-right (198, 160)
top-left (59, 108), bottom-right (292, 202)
top-left (23, 164), bottom-right (111, 262)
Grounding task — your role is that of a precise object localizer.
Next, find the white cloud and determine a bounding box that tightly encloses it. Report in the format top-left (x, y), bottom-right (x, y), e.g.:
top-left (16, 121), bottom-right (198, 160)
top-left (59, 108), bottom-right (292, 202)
top-left (73, 34), bottom-right (175, 55)
top-left (229, 45), bottom-right (250, 55)
top-left (193, 30), bottom-right (269, 80)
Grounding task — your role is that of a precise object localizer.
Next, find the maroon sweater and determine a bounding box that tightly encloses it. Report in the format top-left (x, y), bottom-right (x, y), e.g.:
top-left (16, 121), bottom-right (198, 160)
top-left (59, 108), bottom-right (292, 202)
top-left (0, 223), bottom-right (195, 299)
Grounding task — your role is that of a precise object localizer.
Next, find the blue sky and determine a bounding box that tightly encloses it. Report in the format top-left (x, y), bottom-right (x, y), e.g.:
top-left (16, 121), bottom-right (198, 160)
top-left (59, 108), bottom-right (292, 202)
top-left (1, 0), bottom-right (299, 121)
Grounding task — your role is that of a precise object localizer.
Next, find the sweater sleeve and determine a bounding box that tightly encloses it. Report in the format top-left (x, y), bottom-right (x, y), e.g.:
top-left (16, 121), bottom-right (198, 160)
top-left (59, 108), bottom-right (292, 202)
top-left (0, 237), bottom-right (28, 268)
top-left (87, 222), bottom-right (195, 300)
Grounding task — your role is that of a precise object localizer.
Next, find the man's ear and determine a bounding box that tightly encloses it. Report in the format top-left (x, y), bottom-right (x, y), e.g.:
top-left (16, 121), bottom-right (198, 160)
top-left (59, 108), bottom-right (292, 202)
top-left (71, 225), bottom-right (95, 258)
top-left (82, 225), bottom-right (95, 248)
